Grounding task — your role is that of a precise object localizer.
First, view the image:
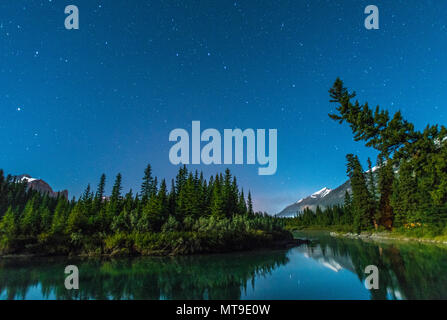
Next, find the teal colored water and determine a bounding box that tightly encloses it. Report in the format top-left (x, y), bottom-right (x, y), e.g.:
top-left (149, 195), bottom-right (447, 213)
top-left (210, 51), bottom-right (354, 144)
top-left (1, 231), bottom-right (447, 300)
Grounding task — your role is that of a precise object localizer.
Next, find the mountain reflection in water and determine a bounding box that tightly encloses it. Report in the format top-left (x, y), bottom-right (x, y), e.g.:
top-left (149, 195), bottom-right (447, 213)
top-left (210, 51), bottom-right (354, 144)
top-left (294, 231), bottom-right (447, 300)
top-left (1, 231), bottom-right (447, 300)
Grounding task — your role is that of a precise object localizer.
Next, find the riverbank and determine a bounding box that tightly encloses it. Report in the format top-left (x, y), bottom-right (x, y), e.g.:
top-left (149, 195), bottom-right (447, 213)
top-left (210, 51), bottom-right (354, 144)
top-left (329, 231), bottom-right (447, 245)
top-left (288, 224), bottom-right (447, 245)
top-left (0, 230), bottom-right (306, 258)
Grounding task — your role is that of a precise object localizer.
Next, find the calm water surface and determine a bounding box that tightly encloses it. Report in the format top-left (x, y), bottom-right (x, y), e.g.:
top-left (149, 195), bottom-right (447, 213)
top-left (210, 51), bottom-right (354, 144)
top-left (1, 231), bottom-right (447, 300)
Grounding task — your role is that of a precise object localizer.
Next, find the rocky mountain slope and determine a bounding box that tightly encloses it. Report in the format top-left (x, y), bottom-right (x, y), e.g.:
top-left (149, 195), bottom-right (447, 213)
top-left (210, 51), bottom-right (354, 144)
top-left (277, 181), bottom-right (351, 217)
top-left (277, 167), bottom-right (379, 217)
top-left (14, 174), bottom-right (68, 199)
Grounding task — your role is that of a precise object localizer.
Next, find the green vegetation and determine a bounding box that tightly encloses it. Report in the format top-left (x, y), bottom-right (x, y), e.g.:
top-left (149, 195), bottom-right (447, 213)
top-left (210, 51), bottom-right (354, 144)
top-left (3, 232), bottom-right (447, 299)
top-left (286, 79), bottom-right (447, 238)
top-left (0, 251), bottom-right (289, 300)
top-left (0, 166), bottom-right (291, 256)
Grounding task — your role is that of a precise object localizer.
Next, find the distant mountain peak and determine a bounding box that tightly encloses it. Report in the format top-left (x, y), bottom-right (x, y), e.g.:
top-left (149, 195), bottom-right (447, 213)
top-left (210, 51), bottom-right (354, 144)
top-left (311, 187), bottom-right (332, 198)
top-left (277, 181), bottom-right (351, 217)
top-left (277, 167), bottom-right (381, 217)
top-left (14, 174), bottom-right (68, 199)
top-left (17, 174), bottom-right (38, 183)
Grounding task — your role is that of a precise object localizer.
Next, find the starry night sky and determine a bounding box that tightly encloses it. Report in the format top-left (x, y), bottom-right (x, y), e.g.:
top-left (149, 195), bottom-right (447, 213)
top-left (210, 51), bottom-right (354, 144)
top-left (1, 0), bottom-right (447, 213)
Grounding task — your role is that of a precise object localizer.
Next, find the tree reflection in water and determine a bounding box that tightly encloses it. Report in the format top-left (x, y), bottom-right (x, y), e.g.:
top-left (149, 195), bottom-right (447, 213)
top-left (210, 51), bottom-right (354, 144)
top-left (0, 250), bottom-right (289, 300)
top-left (296, 231), bottom-right (447, 300)
top-left (2, 233), bottom-right (447, 300)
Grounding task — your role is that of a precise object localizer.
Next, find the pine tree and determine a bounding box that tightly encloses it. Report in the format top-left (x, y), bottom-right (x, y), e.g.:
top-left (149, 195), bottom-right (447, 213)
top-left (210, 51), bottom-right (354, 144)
top-left (129, 199), bottom-right (142, 231)
top-left (139, 195), bottom-right (162, 232)
top-left (247, 191), bottom-right (254, 215)
top-left (106, 173), bottom-right (123, 226)
top-left (230, 176), bottom-right (239, 217)
top-left (111, 208), bottom-right (130, 233)
top-left (81, 184), bottom-right (92, 202)
top-left (66, 203), bottom-right (88, 234)
top-left (222, 169), bottom-right (232, 217)
top-left (111, 173), bottom-right (122, 203)
top-left (238, 189), bottom-right (248, 215)
top-left (125, 189), bottom-right (135, 211)
top-left (205, 175), bottom-right (214, 214)
top-left (0, 207), bottom-right (17, 238)
top-left (177, 173), bottom-right (200, 219)
top-left (111, 190), bottom-right (135, 233)
top-left (168, 179), bottom-right (176, 217)
top-left (376, 156), bottom-right (395, 229)
top-left (391, 160), bottom-right (418, 226)
top-left (346, 154), bottom-right (374, 232)
top-left (175, 165), bottom-right (188, 196)
top-left (210, 176), bottom-right (225, 218)
top-left (51, 198), bottom-right (67, 235)
top-left (81, 183), bottom-right (93, 219)
top-left (39, 206), bottom-right (52, 233)
top-left (93, 174), bottom-right (106, 214)
top-left (343, 191), bottom-right (353, 225)
top-left (197, 172), bottom-right (207, 216)
top-left (157, 179), bottom-right (169, 226)
top-left (20, 195), bottom-right (40, 236)
top-left (141, 164), bottom-right (157, 203)
top-left (367, 158), bottom-right (377, 202)
top-left (95, 174), bottom-right (106, 200)
top-left (329, 78), bottom-right (418, 157)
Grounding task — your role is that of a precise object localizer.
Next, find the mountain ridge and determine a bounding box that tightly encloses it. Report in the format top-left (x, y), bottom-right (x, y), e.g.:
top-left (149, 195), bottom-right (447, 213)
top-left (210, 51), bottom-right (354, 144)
top-left (277, 166), bottom-right (379, 217)
top-left (14, 174), bottom-right (68, 199)
top-left (277, 180), bottom-right (351, 217)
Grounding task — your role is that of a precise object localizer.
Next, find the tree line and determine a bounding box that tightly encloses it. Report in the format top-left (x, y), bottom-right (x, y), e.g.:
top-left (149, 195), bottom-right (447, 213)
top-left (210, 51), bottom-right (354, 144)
top-left (0, 166), bottom-right (289, 255)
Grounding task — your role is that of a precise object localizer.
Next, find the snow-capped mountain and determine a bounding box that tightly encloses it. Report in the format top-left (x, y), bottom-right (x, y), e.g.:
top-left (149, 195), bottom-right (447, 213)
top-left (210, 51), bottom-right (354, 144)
top-left (295, 187), bottom-right (333, 204)
top-left (14, 174), bottom-right (68, 199)
top-left (277, 166), bottom-right (380, 217)
top-left (311, 187), bottom-right (332, 198)
top-left (277, 181), bottom-right (351, 217)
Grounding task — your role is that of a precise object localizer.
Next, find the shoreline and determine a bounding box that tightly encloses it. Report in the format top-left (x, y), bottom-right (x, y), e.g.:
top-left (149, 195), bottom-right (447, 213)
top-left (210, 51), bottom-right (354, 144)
top-left (329, 231), bottom-right (447, 245)
top-left (0, 238), bottom-right (308, 259)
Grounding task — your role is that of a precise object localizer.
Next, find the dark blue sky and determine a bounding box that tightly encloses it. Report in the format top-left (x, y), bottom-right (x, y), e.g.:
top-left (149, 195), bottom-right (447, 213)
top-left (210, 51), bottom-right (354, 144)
top-left (1, 1), bottom-right (446, 213)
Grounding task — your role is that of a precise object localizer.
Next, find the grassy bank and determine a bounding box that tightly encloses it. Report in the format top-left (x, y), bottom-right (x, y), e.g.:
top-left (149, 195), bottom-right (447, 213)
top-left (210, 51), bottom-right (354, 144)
top-left (329, 229), bottom-right (447, 245)
top-left (286, 224), bottom-right (355, 233)
top-left (286, 217), bottom-right (447, 243)
top-left (289, 225), bottom-right (447, 245)
top-left (1, 215), bottom-right (293, 257)
top-left (1, 230), bottom-right (293, 257)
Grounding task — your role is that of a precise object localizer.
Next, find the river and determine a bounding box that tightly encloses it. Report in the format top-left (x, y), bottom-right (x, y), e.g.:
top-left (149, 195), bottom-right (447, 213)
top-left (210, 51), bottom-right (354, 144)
top-left (1, 231), bottom-right (447, 300)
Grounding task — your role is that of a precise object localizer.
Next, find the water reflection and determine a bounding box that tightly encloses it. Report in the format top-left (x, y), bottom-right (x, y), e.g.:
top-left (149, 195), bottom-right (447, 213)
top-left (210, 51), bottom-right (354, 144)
top-left (1, 233), bottom-right (447, 300)
top-left (0, 251), bottom-right (289, 300)
top-left (295, 231), bottom-right (447, 300)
